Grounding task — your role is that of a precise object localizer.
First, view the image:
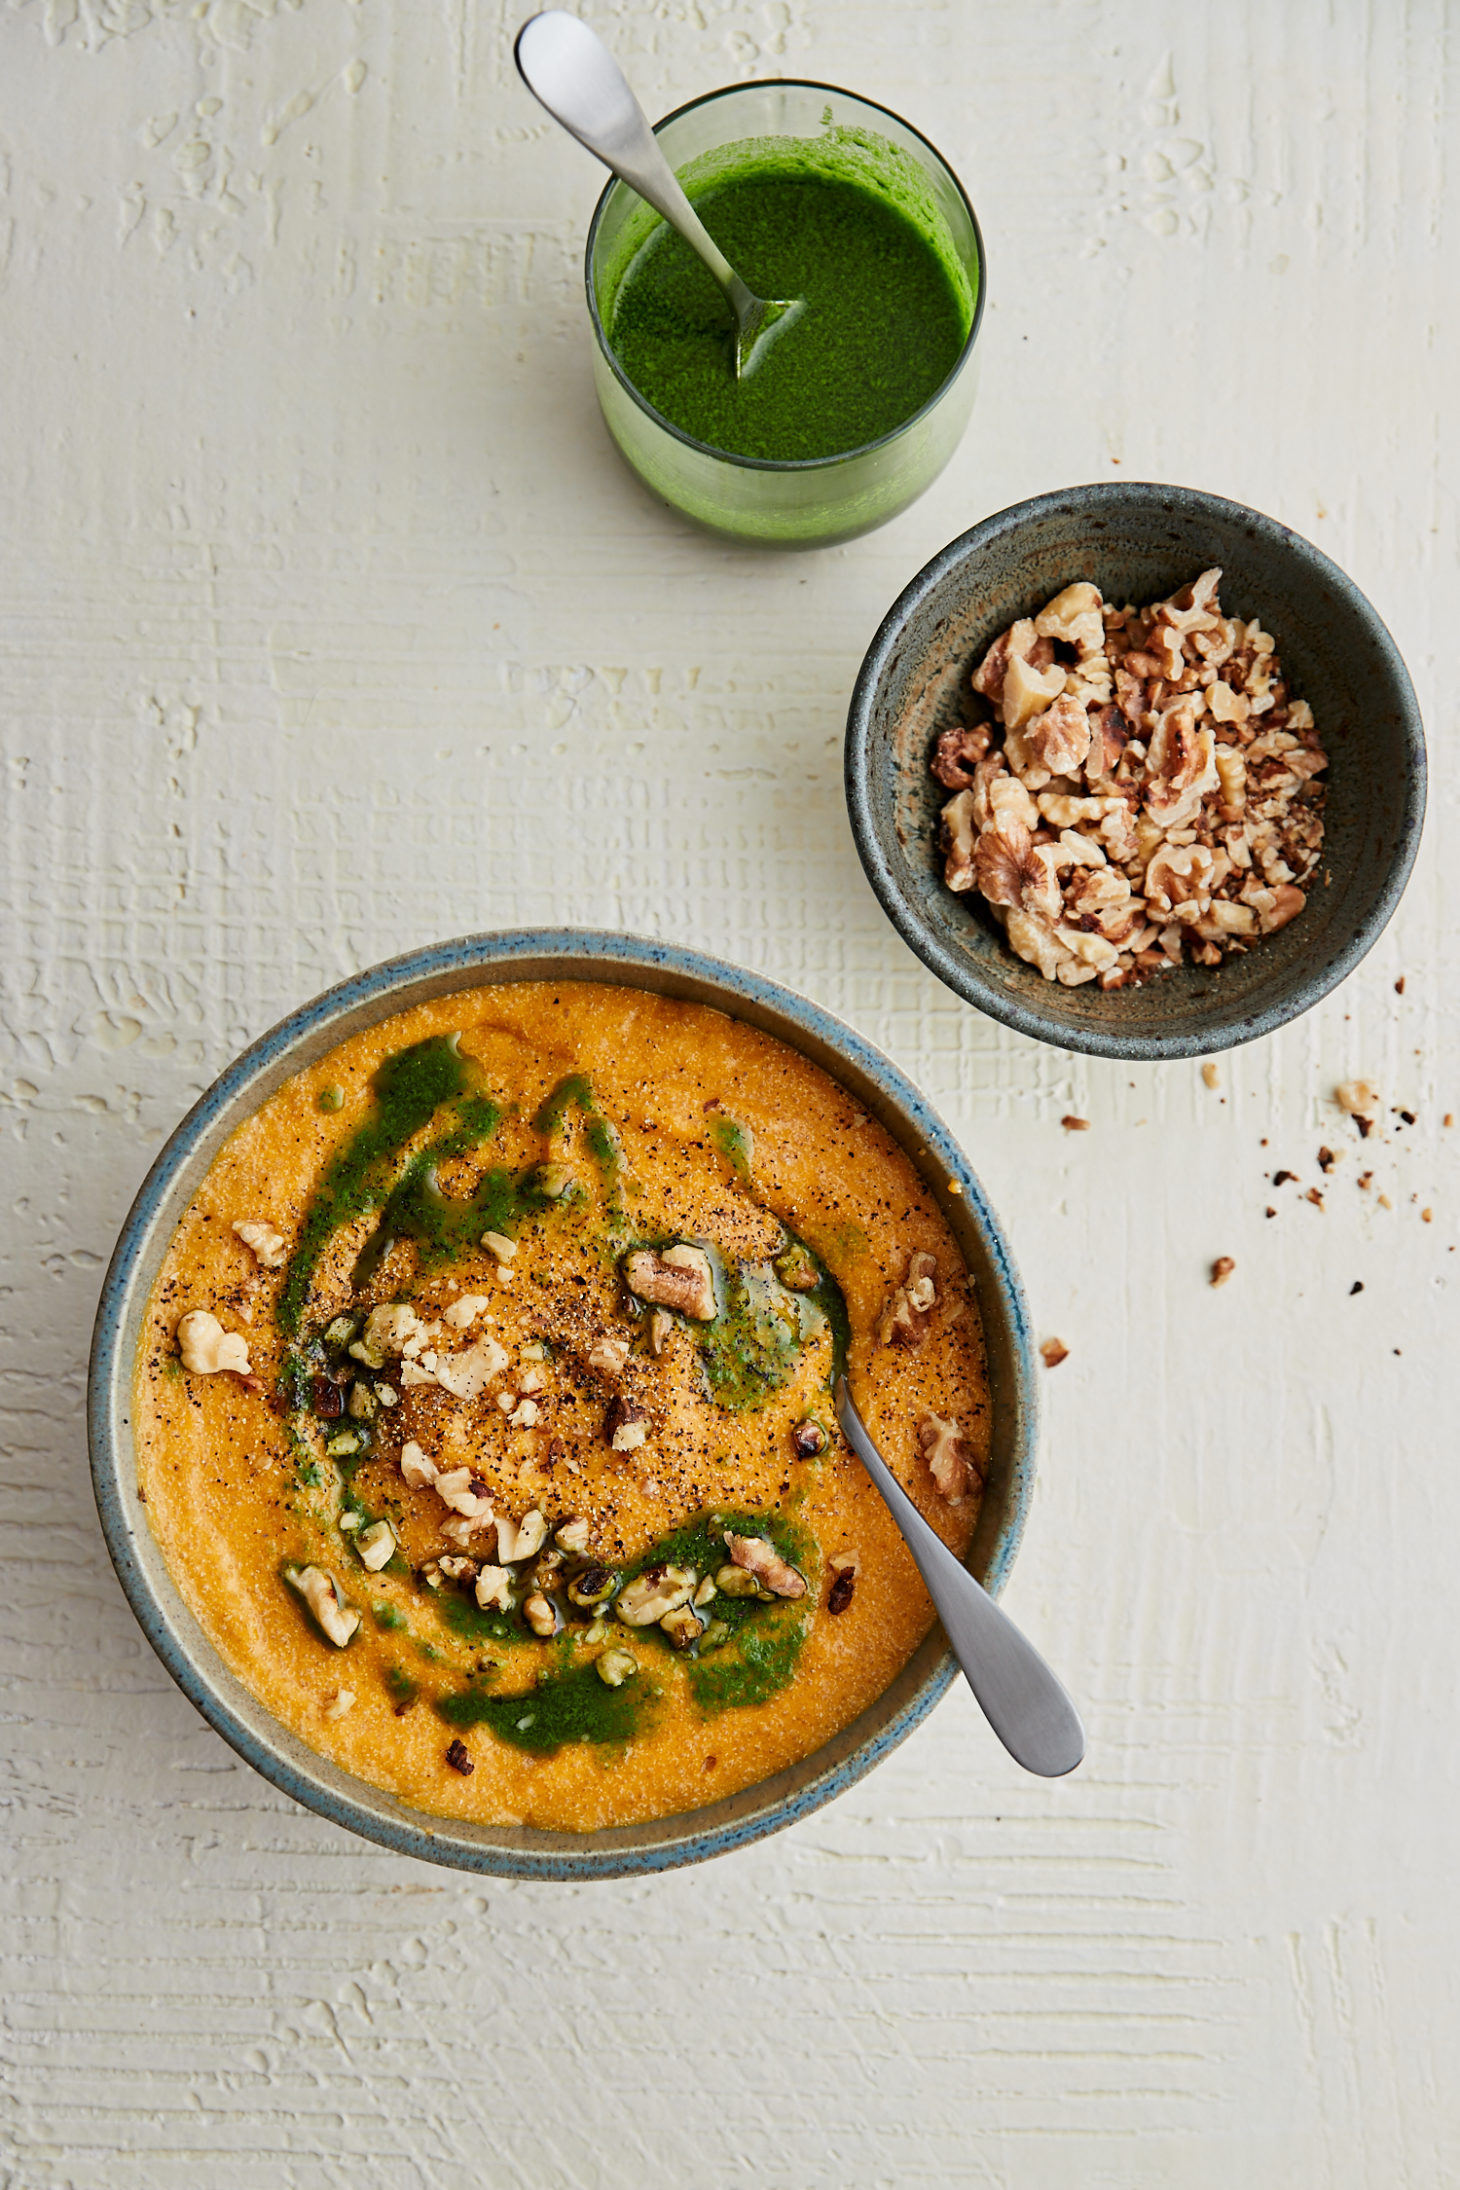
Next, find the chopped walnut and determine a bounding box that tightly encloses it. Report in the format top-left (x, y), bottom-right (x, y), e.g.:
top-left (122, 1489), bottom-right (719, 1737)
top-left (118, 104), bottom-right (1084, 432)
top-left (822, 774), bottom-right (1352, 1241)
top-left (616, 1564), bottom-right (698, 1625)
top-left (176, 1309), bottom-right (252, 1380)
top-left (647, 1309), bottom-right (673, 1357)
top-left (356, 1520), bottom-right (396, 1572)
top-left (623, 1244), bottom-right (717, 1321)
top-left (399, 1440), bottom-right (437, 1491)
top-left (522, 1593), bottom-right (557, 1638)
top-left (555, 1516), bottom-right (591, 1554)
top-left (431, 1468), bottom-right (495, 1522)
top-left (935, 572), bottom-right (1326, 990)
top-left (879, 1250), bottom-right (939, 1349)
top-left (442, 1293), bottom-right (492, 1330)
top-left (360, 1302), bottom-right (423, 1361)
top-left (430, 1332), bottom-right (509, 1401)
top-left (916, 1412), bottom-right (973, 1503)
top-left (473, 1564), bottom-right (512, 1612)
top-left (587, 1334), bottom-right (631, 1378)
top-left (930, 718), bottom-right (993, 790)
top-left (1209, 1256), bottom-right (1236, 1287)
top-left (495, 1510), bottom-right (548, 1563)
top-left (284, 1565), bottom-right (359, 1648)
top-left (723, 1532), bottom-right (806, 1600)
top-left (1040, 1337), bottom-right (1070, 1368)
top-left (232, 1219), bottom-right (287, 1270)
top-left (827, 1550), bottom-right (860, 1616)
top-left (1335, 1079), bottom-right (1380, 1117)
top-left (604, 1394), bottom-right (648, 1452)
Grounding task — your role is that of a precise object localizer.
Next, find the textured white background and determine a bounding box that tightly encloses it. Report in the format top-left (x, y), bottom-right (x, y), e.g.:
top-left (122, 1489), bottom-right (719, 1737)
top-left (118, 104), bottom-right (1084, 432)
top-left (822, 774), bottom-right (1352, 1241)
top-left (2, 1), bottom-right (1457, 2183)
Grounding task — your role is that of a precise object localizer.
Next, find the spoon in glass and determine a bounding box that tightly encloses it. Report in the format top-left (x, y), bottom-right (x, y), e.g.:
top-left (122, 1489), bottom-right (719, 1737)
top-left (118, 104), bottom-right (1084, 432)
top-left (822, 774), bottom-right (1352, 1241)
top-left (514, 10), bottom-right (805, 380)
top-left (834, 1377), bottom-right (1086, 1777)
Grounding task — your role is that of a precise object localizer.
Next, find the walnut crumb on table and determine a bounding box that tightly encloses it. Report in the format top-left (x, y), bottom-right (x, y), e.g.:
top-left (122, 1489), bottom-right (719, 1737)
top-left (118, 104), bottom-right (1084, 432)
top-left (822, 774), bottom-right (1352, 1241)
top-left (1210, 1256), bottom-right (1235, 1287)
top-left (1040, 1338), bottom-right (1069, 1368)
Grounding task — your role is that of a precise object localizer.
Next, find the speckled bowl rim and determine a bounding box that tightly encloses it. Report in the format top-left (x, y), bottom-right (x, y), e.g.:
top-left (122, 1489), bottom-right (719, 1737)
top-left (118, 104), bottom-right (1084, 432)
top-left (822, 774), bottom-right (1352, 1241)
top-left (88, 929), bottom-right (1036, 1880)
top-left (845, 481), bottom-right (1428, 1059)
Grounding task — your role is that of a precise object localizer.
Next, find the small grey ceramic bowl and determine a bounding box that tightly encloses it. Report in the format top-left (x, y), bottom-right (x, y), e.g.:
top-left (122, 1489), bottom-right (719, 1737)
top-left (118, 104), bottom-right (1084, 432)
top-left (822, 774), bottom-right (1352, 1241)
top-left (845, 482), bottom-right (1426, 1059)
top-left (89, 929), bottom-right (1036, 1880)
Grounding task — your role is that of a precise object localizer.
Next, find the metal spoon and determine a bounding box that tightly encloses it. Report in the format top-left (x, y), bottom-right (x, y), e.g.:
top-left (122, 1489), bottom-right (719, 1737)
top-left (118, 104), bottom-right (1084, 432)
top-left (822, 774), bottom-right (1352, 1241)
top-left (514, 10), bottom-right (804, 380)
top-left (834, 1377), bottom-right (1085, 1778)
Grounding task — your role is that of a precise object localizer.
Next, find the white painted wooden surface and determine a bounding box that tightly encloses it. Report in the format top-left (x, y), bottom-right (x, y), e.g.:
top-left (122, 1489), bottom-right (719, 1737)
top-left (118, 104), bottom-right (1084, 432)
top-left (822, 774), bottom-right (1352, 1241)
top-left (2, 1), bottom-right (1456, 2182)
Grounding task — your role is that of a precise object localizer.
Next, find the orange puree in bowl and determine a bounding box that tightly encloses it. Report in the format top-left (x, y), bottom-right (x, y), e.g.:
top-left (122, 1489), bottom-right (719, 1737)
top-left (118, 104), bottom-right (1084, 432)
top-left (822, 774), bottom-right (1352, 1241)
top-left (136, 983), bottom-right (988, 1832)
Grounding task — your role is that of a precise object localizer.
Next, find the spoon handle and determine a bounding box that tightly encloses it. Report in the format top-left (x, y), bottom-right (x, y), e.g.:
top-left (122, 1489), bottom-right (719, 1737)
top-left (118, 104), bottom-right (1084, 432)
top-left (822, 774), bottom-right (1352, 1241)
top-left (514, 12), bottom-right (748, 312)
top-left (834, 1379), bottom-right (1085, 1778)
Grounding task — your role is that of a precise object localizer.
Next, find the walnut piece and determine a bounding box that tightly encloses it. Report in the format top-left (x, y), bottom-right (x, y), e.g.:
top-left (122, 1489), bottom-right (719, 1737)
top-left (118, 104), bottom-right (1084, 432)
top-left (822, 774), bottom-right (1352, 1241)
top-left (1334, 1079), bottom-right (1380, 1117)
top-left (916, 1412), bottom-right (973, 1504)
top-left (587, 1334), bottom-right (631, 1378)
top-left (431, 1467), bottom-right (495, 1522)
top-left (176, 1309), bottom-right (252, 1380)
top-left (723, 1532), bottom-right (806, 1601)
top-left (879, 1250), bottom-right (939, 1350)
top-left (1209, 1256), bottom-right (1236, 1287)
top-left (430, 1332), bottom-right (510, 1401)
top-left (495, 1510), bottom-right (548, 1563)
top-left (442, 1293), bottom-right (492, 1330)
top-left (604, 1394), bottom-right (648, 1452)
top-left (616, 1564), bottom-right (698, 1625)
top-left (473, 1564), bottom-right (512, 1612)
top-left (827, 1550), bottom-right (860, 1616)
top-left (623, 1244), bottom-right (717, 1321)
top-left (356, 1520), bottom-right (396, 1572)
top-left (284, 1565), bottom-right (360, 1648)
top-left (232, 1219), bottom-right (287, 1270)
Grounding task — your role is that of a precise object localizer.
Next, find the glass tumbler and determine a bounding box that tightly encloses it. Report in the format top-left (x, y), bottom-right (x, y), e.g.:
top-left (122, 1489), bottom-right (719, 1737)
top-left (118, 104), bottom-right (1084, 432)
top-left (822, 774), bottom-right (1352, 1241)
top-left (585, 80), bottom-right (987, 550)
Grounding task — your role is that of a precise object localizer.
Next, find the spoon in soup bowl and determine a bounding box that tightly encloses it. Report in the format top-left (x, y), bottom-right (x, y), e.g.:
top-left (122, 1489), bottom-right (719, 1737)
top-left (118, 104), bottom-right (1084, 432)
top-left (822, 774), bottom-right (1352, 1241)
top-left (833, 1377), bottom-right (1085, 1778)
top-left (514, 9), bottom-right (805, 380)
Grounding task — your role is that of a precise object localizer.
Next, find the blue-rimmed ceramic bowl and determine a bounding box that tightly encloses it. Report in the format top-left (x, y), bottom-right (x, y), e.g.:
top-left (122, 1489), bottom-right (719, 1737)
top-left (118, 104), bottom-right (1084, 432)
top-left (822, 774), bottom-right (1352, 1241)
top-left (88, 930), bottom-right (1036, 1879)
top-left (845, 482), bottom-right (1427, 1059)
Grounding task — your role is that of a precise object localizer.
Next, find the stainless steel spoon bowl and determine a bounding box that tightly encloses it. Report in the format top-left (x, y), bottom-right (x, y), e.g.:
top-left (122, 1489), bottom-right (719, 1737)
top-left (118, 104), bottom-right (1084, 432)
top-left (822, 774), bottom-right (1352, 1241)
top-left (515, 9), bottom-right (803, 379)
top-left (835, 1379), bottom-right (1084, 1778)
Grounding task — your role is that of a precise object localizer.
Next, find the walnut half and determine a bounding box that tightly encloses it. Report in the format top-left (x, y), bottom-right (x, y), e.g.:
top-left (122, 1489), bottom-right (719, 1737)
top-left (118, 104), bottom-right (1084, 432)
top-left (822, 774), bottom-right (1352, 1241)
top-left (176, 1308), bottom-right (253, 1381)
top-left (917, 1412), bottom-right (973, 1504)
top-left (723, 1531), bottom-right (806, 1601)
top-left (623, 1244), bottom-right (717, 1321)
top-left (878, 1250), bottom-right (939, 1350)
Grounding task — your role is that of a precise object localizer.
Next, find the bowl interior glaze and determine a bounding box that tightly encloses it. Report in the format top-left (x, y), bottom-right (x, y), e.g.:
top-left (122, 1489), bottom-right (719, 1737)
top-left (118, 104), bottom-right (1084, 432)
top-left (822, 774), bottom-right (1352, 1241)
top-left (88, 930), bottom-right (1035, 1880)
top-left (846, 482), bottom-right (1426, 1059)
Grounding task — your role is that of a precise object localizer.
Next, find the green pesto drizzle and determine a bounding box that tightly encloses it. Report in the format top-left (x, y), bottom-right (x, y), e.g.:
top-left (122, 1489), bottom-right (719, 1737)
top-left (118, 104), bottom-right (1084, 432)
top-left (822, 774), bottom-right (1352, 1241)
top-left (688, 1613), bottom-right (806, 1714)
top-left (708, 1110), bottom-right (754, 1182)
top-left (688, 1237), bottom-right (848, 1412)
top-left (427, 1508), bottom-right (814, 1742)
top-left (276, 1035), bottom-right (490, 1338)
top-left (535, 1072), bottom-right (627, 1219)
top-left (532, 1073), bottom-right (595, 1134)
top-left (623, 1507), bottom-right (813, 1714)
top-left (436, 1659), bottom-right (657, 1752)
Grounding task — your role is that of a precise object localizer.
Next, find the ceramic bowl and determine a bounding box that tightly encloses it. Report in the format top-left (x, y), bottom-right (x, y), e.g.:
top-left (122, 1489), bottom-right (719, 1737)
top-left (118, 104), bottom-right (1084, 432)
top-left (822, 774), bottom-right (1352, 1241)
top-left (89, 930), bottom-right (1036, 1880)
top-left (845, 482), bottom-right (1426, 1059)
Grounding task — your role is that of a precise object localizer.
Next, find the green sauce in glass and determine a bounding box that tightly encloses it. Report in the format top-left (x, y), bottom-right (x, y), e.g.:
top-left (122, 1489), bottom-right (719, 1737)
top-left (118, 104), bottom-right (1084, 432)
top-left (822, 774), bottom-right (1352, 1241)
top-left (607, 167), bottom-right (970, 462)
